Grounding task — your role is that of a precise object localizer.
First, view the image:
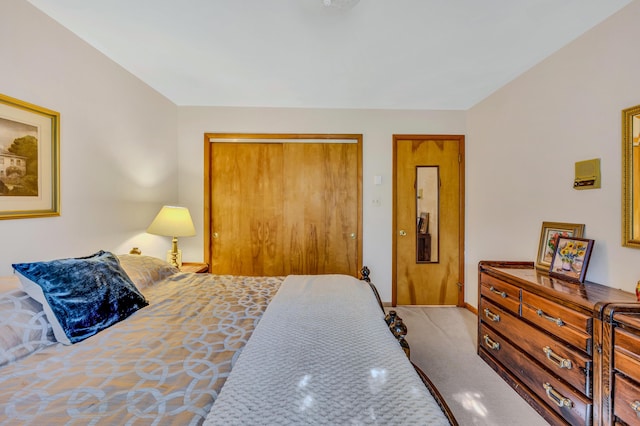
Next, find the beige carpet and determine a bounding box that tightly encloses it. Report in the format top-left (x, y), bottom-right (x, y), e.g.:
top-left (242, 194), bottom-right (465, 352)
top-left (392, 306), bottom-right (550, 426)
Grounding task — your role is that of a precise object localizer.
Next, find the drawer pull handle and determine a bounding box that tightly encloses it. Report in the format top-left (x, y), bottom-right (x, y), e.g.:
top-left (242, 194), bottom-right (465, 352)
top-left (483, 308), bottom-right (500, 322)
top-left (543, 346), bottom-right (572, 369)
top-left (543, 383), bottom-right (573, 408)
top-left (489, 286), bottom-right (507, 298)
top-left (631, 401), bottom-right (640, 417)
top-left (483, 334), bottom-right (500, 351)
top-left (536, 309), bottom-right (564, 327)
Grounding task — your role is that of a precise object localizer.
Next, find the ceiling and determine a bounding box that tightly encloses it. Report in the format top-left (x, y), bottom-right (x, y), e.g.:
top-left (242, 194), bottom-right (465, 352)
top-left (27, 0), bottom-right (632, 110)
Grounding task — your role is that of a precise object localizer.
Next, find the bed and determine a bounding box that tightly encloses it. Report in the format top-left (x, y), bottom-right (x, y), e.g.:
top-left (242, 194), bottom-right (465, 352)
top-left (0, 251), bottom-right (456, 425)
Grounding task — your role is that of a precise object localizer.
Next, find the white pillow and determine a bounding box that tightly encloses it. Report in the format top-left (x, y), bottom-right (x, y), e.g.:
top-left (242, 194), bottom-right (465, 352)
top-left (0, 288), bottom-right (55, 366)
top-left (117, 254), bottom-right (179, 291)
top-left (13, 276), bottom-right (69, 344)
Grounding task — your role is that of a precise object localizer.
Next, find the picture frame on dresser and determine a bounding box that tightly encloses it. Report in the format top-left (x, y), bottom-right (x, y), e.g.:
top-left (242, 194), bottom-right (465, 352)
top-left (549, 236), bottom-right (594, 283)
top-left (0, 93), bottom-right (60, 219)
top-left (536, 221), bottom-right (585, 271)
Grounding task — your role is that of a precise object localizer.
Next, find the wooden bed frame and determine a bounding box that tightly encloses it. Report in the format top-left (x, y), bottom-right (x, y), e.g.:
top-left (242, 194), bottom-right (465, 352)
top-left (360, 266), bottom-right (458, 425)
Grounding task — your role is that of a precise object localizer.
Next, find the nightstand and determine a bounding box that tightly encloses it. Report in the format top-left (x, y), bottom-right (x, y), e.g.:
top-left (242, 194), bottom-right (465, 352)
top-left (180, 262), bottom-right (209, 273)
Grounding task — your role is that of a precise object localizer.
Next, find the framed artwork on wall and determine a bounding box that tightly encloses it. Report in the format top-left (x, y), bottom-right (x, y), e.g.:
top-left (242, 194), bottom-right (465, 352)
top-left (0, 93), bottom-right (60, 219)
top-left (622, 103), bottom-right (640, 248)
top-left (549, 236), bottom-right (594, 283)
top-left (536, 222), bottom-right (585, 271)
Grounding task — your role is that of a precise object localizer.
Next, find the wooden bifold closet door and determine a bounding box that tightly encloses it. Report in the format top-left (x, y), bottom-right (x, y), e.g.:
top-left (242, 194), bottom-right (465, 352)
top-left (205, 134), bottom-right (362, 277)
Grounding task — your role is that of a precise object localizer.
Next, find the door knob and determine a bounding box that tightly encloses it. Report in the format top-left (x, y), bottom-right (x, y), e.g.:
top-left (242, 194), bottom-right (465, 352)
top-left (399, 230), bottom-right (407, 236)
top-left (212, 232), bottom-right (219, 239)
top-left (350, 233), bottom-right (356, 239)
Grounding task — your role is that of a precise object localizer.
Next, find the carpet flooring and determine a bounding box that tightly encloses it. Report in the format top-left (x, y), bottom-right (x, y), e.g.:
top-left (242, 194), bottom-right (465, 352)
top-left (392, 306), bottom-right (550, 426)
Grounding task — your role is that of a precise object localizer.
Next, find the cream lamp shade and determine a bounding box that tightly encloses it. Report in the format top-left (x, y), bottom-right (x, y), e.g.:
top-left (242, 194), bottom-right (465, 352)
top-left (146, 205), bottom-right (196, 267)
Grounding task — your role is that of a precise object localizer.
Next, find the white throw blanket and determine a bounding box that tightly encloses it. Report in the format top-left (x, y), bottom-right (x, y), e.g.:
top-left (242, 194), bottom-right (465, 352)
top-left (204, 274), bottom-right (450, 425)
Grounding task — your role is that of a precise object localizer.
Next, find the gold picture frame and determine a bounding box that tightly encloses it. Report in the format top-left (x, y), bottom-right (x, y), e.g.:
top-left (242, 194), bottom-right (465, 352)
top-left (622, 104), bottom-right (640, 248)
top-left (0, 93), bottom-right (60, 219)
top-left (536, 222), bottom-right (585, 271)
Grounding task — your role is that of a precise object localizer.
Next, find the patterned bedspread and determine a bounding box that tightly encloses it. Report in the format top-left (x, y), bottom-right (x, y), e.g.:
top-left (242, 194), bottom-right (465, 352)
top-left (0, 273), bottom-right (283, 425)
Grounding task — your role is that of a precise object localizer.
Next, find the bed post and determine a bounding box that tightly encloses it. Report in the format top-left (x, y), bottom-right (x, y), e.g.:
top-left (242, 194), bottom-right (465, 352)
top-left (360, 266), bottom-right (371, 282)
top-left (359, 266), bottom-right (384, 312)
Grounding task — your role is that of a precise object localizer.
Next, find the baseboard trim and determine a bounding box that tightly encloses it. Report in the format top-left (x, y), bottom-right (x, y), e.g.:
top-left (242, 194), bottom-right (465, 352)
top-left (464, 302), bottom-right (477, 315)
top-left (382, 301), bottom-right (478, 316)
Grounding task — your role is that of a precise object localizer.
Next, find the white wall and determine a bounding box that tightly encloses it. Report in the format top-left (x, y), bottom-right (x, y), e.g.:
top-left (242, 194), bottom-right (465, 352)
top-left (0, 0), bottom-right (179, 275)
top-left (466, 1), bottom-right (640, 306)
top-left (178, 107), bottom-right (465, 302)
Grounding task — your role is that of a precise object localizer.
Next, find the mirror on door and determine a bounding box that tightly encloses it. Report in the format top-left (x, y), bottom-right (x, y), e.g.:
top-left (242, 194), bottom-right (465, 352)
top-left (416, 166), bottom-right (439, 263)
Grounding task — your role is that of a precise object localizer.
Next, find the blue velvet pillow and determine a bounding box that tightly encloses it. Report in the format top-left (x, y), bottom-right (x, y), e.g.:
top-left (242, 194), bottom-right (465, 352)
top-left (12, 251), bottom-right (148, 345)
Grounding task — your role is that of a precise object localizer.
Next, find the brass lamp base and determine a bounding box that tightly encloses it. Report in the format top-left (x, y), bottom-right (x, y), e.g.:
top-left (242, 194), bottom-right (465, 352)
top-left (167, 236), bottom-right (182, 268)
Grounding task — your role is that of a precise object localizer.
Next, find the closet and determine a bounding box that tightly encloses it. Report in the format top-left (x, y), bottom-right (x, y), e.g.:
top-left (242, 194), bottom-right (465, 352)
top-left (204, 133), bottom-right (362, 277)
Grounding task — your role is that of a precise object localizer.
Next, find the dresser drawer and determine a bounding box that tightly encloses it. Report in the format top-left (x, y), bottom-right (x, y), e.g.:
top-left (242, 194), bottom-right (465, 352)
top-left (479, 273), bottom-right (520, 315)
top-left (614, 374), bottom-right (640, 425)
top-left (522, 290), bottom-right (592, 354)
top-left (615, 327), bottom-right (640, 384)
top-left (480, 323), bottom-right (592, 425)
top-left (480, 297), bottom-right (591, 397)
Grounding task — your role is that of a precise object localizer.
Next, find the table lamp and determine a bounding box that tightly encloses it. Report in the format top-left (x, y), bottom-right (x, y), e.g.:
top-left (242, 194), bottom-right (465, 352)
top-left (146, 205), bottom-right (196, 268)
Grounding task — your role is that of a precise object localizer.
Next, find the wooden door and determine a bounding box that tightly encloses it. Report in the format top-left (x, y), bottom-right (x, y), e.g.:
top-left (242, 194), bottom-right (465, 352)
top-left (282, 143), bottom-right (359, 275)
top-left (209, 143), bottom-right (284, 275)
top-left (393, 135), bottom-right (464, 306)
top-left (205, 134), bottom-right (362, 277)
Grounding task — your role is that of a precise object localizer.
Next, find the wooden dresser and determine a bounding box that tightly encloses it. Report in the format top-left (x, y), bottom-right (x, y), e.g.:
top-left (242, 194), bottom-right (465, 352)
top-left (478, 261), bottom-right (638, 426)
top-left (601, 305), bottom-right (640, 425)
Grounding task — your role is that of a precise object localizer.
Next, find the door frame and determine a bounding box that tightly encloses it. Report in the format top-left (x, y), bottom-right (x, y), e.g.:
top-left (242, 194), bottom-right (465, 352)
top-left (392, 134), bottom-right (465, 306)
top-left (204, 132), bottom-right (363, 276)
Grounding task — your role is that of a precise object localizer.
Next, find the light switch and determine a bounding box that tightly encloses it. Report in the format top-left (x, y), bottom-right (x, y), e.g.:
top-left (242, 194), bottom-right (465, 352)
top-left (374, 175), bottom-right (382, 185)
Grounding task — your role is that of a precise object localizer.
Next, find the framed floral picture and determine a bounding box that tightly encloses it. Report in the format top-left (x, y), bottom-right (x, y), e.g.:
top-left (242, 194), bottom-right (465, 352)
top-left (549, 237), bottom-right (594, 283)
top-left (536, 222), bottom-right (585, 271)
